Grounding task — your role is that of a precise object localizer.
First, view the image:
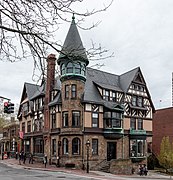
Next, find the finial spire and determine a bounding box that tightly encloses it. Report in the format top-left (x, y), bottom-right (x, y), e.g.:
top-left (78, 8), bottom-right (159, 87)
top-left (72, 13), bottom-right (75, 20)
top-left (72, 13), bottom-right (75, 24)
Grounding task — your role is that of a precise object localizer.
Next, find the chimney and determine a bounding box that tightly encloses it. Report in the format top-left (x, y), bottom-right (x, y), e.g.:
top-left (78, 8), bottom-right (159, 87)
top-left (46, 54), bottom-right (56, 91)
top-left (44, 54), bottom-right (56, 130)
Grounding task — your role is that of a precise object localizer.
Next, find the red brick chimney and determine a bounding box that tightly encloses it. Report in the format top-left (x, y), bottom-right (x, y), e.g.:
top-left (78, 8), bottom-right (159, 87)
top-left (44, 54), bottom-right (56, 131)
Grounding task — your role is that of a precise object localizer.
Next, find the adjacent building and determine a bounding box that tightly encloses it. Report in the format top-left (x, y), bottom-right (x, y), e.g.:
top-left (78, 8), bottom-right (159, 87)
top-left (18, 15), bottom-right (154, 173)
top-left (1, 119), bottom-right (19, 156)
top-left (153, 107), bottom-right (173, 156)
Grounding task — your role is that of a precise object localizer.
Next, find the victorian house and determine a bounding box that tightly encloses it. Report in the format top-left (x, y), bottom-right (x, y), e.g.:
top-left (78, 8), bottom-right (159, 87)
top-left (18, 16), bottom-right (154, 173)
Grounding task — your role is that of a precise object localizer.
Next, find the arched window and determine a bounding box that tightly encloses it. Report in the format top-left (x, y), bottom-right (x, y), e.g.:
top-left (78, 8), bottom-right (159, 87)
top-left (62, 138), bottom-right (68, 155)
top-left (61, 63), bottom-right (65, 75)
top-left (72, 137), bottom-right (80, 155)
top-left (74, 62), bottom-right (81, 74)
top-left (66, 62), bottom-right (73, 73)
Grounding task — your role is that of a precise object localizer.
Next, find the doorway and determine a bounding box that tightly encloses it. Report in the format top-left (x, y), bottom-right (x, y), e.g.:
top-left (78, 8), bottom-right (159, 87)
top-left (107, 142), bottom-right (116, 161)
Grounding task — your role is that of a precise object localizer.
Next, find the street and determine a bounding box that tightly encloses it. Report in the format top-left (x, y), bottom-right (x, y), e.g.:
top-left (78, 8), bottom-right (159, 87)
top-left (0, 161), bottom-right (171, 180)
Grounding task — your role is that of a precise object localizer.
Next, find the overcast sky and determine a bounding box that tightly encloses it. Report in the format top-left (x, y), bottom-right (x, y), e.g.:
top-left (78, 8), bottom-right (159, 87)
top-left (0, 0), bottom-right (173, 110)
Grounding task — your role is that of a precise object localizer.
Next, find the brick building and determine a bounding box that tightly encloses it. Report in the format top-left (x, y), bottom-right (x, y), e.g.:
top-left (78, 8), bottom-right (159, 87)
top-left (1, 120), bottom-right (19, 156)
top-left (18, 15), bottom-right (154, 173)
top-left (153, 107), bottom-right (173, 155)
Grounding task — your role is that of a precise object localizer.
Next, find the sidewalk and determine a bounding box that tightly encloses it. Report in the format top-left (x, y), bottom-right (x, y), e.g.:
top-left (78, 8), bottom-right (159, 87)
top-left (0, 158), bottom-right (172, 179)
top-left (0, 158), bottom-right (104, 177)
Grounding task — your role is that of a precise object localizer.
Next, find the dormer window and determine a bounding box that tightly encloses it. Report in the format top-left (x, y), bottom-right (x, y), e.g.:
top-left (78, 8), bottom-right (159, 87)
top-left (103, 89), bottom-right (109, 101)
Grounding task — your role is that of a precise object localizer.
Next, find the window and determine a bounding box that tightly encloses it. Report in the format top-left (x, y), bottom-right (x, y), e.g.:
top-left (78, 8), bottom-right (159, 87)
top-left (27, 121), bottom-right (31, 133)
top-left (132, 96), bottom-right (143, 107)
top-left (72, 138), bottom-right (80, 155)
top-left (74, 63), bottom-right (81, 74)
top-left (61, 63), bottom-right (65, 75)
top-left (138, 97), bottom-right (143, 107)
top-left (103, 89), bottom-right (109, 101)
top-left (132, 96), bottom-right (137, 106)
top-left (138, 119), bottom-right (143, 130)
top-left (104, 111), bottom-right (122, 129)
top-left (52, 139), bottom-right (56, 155)
top-left (130, 118), bottom-right (136, 130)
top-left (65, 85), bottom-right (69, 99)
top-left (22, 122), bottom-right (25, 133)
top-left (130, 139), bottom-right (145, 157)
top-left (62, 112), bottom-right (68, 127)
top-left (23, 102), bottom-right (29, 116)
top-left (39, 117), bottom-right (43, 131)
top-left (62, 138), bottom-right (68, 155)
top-left (92, 112), bottom-right (99, 127)
top-left (72, 111), bottom-right (80, 127)
top-left (66, 62), bottom-right (73, 73)
top-left (92, 139), bottom-right (98, 155)
top-left (81, 64), bottom-right (86, 76)
top-left (112, 119), bottom-right (121, 128)
top-left (112, 92), bottom-right (116, 102)
top-left (71, 84), bottom-right (77, 99)
top-left (33, 138), bottom-right (43, 154)
top-left (52, 112), bottom-right (56, 129)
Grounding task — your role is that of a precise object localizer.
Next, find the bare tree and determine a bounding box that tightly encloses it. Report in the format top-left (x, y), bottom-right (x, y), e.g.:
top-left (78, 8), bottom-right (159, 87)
top-left (0, 0), bottom-right (113, 80)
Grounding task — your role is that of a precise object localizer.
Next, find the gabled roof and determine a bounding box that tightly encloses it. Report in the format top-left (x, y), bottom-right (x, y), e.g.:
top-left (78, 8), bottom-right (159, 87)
top-left (30, 83), bottom-right (45, 100)
top-left (83, 67), bottom-right (121, 103)
top-left (119, 67), bottom-right (140, 92)
top-left (18, 82), bottom-right (39, 117)
top-left (48, 92), bottom-right (62, 107)
top-left (82, 67), bottom-right (154, 111)
top-left (22, 82), bottom-right (39, 102)
top-left (58, 15), bottom-right (88, 64)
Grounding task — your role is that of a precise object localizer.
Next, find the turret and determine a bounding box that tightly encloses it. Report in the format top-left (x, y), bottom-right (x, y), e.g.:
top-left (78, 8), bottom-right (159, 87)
top-left (57, 15), bottom-right (89, 82)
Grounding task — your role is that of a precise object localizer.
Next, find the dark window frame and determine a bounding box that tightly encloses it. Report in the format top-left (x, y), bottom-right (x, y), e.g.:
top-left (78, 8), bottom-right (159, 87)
top-left (65, 85), bottom-right (69, 99)
top-left (92, 139), bottom-right (98, 155)
top-left (72, 137), bottom-right (80, 155)
top-left (92, 112), bottom-right (99, 128)
top-left (51, 111), bottom-right (56, 129)
top-left (62, 111), bottom-right (68, 127)
top-left (62, 138), bottom-right (68, 155)
top-left (71, 84), bottom-right (77, 99)
top-left (138, 118), bottom-right (143, 130)
top-left (130, 118), bottom-right (136, 130)
top-left (52, 139), bottom-right (56, 155)
top-left (22, 122), bottom-right (25, 133)
top-left (72, 111), bottom-right (80, 127)
top-left (27, 121), bottom-right (31, 133)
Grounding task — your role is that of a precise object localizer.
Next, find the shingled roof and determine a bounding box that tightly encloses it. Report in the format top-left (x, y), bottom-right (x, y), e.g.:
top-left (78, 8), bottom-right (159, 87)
top-left (58, 15), bottom-right (88, 65)
top-left (82, 67), bottom-right (141, 104)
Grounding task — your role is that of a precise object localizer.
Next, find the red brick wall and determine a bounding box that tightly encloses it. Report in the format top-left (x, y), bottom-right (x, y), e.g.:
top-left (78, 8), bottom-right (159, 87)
top-left (153, 107), bottom-right (173, 155)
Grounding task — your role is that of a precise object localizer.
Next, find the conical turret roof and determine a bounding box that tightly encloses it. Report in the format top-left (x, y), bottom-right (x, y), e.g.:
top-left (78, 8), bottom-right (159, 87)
top-left (58, 15), bottom-right (88, 65)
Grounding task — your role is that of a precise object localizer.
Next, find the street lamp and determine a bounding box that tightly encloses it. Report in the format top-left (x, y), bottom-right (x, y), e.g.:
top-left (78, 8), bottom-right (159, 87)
top-left (86, 139), bottom-right (90, 173)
